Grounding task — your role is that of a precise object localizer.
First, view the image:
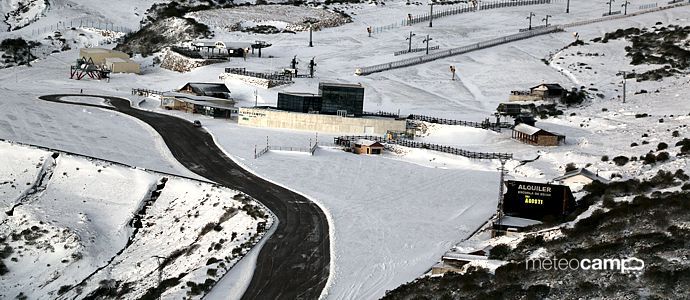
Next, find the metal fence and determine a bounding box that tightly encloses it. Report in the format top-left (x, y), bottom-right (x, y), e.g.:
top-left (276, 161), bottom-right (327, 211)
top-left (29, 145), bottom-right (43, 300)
top-left (639, 3), bottom-right (658, 9)
top-left (254, 143), bottom-right (318, 159)
top-left (334, 135), bottom-right (512, 160)
top-left (394, 45), bottom-right (440, 56)
top-left (356, 25), bottom-right (562, 75)
top-left (132, 88), bottom-right (164, 97)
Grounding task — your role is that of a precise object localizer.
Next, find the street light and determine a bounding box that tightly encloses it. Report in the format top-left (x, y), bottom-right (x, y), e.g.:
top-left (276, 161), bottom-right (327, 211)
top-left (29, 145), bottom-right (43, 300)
top-left (606, 0), bottom-right (615, 15)
top-left (423, 35), bottom-right (433, 54)
top-left (429, 2), bottom-right (434, 27)
top-left (622, 0), bottom-right (630, 15)
top-left (542, 14), bottom-right (552, 27)
top-left (566, 0), bottom-right (571, 13)
top-left (527, 12), bottom-right (536, 30)
top-left (406, 31), bottom-right (416, 52)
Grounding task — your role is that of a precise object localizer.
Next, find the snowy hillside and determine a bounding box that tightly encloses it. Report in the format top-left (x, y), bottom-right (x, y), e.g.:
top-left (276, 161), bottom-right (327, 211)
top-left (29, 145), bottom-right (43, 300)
top-left (0, 141), bottom-right (273, 299)
top-left (0, 0), bottom-right (689, 298)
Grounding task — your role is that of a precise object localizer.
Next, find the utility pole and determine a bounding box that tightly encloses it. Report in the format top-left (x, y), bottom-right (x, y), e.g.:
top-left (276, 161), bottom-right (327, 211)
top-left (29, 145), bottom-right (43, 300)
top-left (543, 14), bottom-right (552, 27)
top-left (527, 12), bottom-right (536, 30)
top-left (423, 35), bottom-right (433, 54)
top-left (566, 0), bottom-right (570, 13)
top-left (606, 0), bottom-right (615, 15)
top-left (309, 23), bottom-right (314, 47)
top-left (494, 157), bottom-right (509, 236)
top-left (619, 71), bottom-right (628, 103)
top-left (309, 57), bottom-right (316, 78)
top-left (429, 2), bottom-right (434, 27)
top-left (622, 0), bottom-right (630, 14)
top-left (406, 31), bottom-right (416, 52)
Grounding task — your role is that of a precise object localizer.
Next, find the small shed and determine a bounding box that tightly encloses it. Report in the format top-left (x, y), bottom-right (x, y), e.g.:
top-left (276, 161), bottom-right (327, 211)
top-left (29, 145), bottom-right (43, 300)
top-left (530, 83), bottom-right (567, 101)
top-left (552, 168), bottom-right (609, 187)
top-left (353, 139), bottom-right (384, 155)
top-left (104, 57), bottom-right (140, 74)
top-left (512, 123), bottom-right (564, 146)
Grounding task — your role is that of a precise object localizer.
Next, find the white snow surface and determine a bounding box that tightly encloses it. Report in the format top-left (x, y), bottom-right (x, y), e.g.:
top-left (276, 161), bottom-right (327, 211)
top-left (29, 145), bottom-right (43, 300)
top-left (0, 141), bottom-right (273, 299)
top-left (0, 0), bottom-right (690, 299)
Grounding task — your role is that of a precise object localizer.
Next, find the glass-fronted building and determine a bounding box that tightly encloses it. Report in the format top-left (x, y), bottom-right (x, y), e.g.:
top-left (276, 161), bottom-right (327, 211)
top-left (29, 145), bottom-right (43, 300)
top-left (318, 82), bottom-right (365, 116)
top-left (277, 92), bottom-right (323, 113)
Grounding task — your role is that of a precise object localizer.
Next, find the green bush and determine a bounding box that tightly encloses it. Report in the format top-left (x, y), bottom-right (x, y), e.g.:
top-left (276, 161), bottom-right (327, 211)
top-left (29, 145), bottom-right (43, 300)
top-left (613, 156), bottom-right (629, 166)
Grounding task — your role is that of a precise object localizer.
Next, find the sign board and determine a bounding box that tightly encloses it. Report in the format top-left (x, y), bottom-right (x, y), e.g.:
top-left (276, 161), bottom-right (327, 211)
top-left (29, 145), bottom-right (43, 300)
top-left (503, 180), bottom-right (575, 220)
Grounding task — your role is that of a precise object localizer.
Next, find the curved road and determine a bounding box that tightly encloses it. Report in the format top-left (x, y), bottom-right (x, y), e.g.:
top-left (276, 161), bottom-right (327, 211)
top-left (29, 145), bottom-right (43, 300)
top-left (38, 94), bottom-right (330, 299)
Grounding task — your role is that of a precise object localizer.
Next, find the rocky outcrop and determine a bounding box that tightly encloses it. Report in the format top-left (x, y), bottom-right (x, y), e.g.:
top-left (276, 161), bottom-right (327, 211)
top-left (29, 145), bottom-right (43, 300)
top-left (159, 48), bottom-right (223, 73)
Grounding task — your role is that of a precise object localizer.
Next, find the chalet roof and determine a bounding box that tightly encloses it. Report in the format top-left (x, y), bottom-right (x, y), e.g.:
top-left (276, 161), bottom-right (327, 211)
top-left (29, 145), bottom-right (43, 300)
top-left (180, 82), bottom-right (230, 94)
top-left (531, 83), bottom-right (565, 91)
top-left (513, 123), bottom-right (543, 136)
top-left (354, 139), bottom-right (383, 147)
top-left (553, 168), bottom-right (610, 183)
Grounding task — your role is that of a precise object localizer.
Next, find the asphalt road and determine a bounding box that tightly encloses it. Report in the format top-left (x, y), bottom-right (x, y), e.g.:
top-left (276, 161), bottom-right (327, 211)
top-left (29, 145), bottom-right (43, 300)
top-left (38, 94), bottom-right (330, 300)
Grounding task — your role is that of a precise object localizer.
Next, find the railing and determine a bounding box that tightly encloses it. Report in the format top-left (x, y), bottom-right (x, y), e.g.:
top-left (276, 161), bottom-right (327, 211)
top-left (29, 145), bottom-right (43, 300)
top-left (362, 111), bottom-right (401, 118)
top-left (334, 135), bottom-right (513, 160)
top-left (394, 45), bottom-right (440, 56)
top-left (132, 88), bottom-right (164, 97)
top-left (224, 68), bottom-right (294, 82)
top-left (254, 142), bottom-right (319, 159)
top-left (356, 25), bottom-right (562, 75)
top-left (27, 17), bottom-right (135, 36)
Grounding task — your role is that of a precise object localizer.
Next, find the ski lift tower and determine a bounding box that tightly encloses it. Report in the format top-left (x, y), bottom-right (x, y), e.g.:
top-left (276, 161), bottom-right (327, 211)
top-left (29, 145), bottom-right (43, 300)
top-left (70, 57), bottom-right (110, 80)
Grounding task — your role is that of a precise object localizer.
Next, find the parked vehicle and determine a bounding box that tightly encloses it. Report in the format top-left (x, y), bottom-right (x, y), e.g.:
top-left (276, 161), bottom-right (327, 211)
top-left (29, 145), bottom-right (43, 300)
top-left (193, 120), bottom-right (202, 127)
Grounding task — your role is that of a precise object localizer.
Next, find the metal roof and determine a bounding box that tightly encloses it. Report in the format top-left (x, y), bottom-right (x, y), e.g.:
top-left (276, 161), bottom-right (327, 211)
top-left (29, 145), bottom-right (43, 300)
top-left (319, 82), bottom-right (363, 89)
top-left (553, 168), bottom-right (610, 183)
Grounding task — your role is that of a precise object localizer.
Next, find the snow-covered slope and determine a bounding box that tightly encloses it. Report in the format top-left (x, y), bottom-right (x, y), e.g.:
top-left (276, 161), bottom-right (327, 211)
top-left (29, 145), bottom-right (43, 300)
top-left (0, 141), bottom-right (273, 299)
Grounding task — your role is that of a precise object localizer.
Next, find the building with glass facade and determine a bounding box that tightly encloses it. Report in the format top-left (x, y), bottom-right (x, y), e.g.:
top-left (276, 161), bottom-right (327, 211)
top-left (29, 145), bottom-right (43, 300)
top-left (318, 82), bottom-right (365, 116)
top-left (277, 92), bottom-right (323, 113)
top-left (276, 82), bottom-right (365, 116)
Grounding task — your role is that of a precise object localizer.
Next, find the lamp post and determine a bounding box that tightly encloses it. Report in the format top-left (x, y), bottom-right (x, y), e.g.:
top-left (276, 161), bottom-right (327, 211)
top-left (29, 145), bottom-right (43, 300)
top-left (406, 31), bottom-right (416, 52)
top-left (606, 0), bottom-right (615, 15)
top-left (618, 70), bottom-right (633, 103)
top-left (622, 0), bottom-right (630, 14)
top-left (429, 2), bottom-right (434, 27)
top-left (527, 12), bottom-right (536, 30)
top-left (542, 15), bottom-right (552, 27)
top-left (423, 35), bottom-right (433, 54)
top-left (566, 0), bottom-right (570, 13)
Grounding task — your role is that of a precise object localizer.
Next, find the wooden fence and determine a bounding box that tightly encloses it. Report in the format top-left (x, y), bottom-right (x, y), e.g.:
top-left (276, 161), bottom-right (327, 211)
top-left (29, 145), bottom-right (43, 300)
top-left (334, 136), bottom-right (513, 160)
top-left (409, 114), bottom-right (512, 131)
top-left (225, 68), bottom-right (293, 82)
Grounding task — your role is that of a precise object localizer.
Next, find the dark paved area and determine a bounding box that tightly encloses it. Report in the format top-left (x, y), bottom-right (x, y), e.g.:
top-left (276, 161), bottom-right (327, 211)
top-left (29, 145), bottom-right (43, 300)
top-left (38, 94), bottom-right (330, 300)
